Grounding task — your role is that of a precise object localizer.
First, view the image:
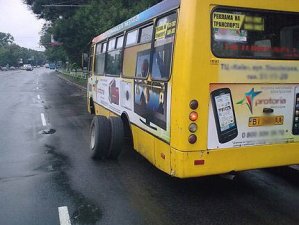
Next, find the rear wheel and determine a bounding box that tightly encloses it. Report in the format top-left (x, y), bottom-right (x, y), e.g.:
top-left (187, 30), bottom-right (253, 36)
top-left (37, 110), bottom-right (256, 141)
top-left (90, 116), bottom-right (111, 159)
top-left (107, 117), bottom-right (124, 159)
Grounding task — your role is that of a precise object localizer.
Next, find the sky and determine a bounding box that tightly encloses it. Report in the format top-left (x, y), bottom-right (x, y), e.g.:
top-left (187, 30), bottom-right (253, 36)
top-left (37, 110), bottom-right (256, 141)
top-left (0, 0), bottom-right (45, 51)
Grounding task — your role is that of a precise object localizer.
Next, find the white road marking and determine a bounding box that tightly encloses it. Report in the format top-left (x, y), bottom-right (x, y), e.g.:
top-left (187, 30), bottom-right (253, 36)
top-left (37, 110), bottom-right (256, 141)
top-left (36, 87), bottom-right (39, 90)
top-left (37, 95), bottom-right (41, 100)
top-left (58, 206), bottom-right (71, 225)
top-left (40, 113), bottom-right (47, 126)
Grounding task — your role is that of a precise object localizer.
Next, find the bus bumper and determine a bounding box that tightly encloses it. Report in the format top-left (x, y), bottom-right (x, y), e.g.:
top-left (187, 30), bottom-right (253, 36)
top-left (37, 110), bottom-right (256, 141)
top-left (170, 143), bottom-right (299, 178)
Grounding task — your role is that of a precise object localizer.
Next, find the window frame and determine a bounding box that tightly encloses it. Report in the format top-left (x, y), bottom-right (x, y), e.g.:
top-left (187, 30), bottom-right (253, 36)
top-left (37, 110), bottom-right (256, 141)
top-left (138, 24), bottom-right (154, 44)
top-left (101, 42), bottom-right (107, 53)
top-left (210, 6), bottom-right (299, 60)
top-left (88, 45), bottom-right (95, 77)
top-left (122, 23), bottom-right (154, 80)
top-left (116, 35), bottom-right (124, 49)
top-left (94, 42), bottom-right (107, 76)
top-left (149, 11), bottom-right (178, 82)
top-left (108, 38), bottom-right (116, 51)
top-left (104, 35), bottom-right (124, 77)
top-left (125, 29), bottom-right (139, 47)
top-left (121, 10), bottom-right (178, 81)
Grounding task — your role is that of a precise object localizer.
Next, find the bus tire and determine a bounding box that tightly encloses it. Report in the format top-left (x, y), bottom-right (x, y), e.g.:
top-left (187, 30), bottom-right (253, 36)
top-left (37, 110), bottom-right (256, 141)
top-left (108, 116), bottom-right (124, 159)
top-left (90, 116), bottom-right (111, 159)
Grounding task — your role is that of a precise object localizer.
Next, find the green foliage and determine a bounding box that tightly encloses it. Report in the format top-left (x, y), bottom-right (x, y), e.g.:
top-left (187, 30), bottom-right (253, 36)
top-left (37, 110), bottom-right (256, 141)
top-left (40, 24), bottom-right (67, 62)
top-left (23, 0), bottom-right (89, 21)
top-left (0, 32), bottom-right (46, 67)
top-left (26, 0), bottom-right (162, 65)
top-left (0, 32), bottom-right (14, 47)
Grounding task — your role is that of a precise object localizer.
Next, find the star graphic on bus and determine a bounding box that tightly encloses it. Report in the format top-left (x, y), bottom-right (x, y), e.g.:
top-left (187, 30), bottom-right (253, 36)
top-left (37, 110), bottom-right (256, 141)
top-left (237, 88), bottom-right (262, 114)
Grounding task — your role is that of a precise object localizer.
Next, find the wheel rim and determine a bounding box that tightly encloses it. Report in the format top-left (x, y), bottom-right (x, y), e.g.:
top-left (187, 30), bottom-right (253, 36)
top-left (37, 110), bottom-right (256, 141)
top-left (90, 124), bottom-right (96, 150)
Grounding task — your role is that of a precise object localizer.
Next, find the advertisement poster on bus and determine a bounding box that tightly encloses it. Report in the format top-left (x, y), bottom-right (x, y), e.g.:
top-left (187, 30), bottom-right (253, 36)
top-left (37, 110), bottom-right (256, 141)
top-left (96, 77), bottom-right (171, 142)
top-left (208, 84), bottom-right (299, 149)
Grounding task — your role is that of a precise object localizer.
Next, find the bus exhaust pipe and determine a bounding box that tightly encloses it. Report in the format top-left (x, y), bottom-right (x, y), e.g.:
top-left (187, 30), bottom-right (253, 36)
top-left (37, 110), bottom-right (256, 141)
top-left (220, 172), bottom-right (237, 180)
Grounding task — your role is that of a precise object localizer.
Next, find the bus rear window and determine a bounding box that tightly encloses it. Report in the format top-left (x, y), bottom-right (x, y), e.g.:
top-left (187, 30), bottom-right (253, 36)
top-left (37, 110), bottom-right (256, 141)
top-left (211, 8), bottom-right (299, 59)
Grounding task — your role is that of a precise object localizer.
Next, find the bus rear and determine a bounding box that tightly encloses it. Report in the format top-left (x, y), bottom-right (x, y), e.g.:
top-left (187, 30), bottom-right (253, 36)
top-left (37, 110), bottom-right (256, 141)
top-left (170, 0), bottom-right (299, 177)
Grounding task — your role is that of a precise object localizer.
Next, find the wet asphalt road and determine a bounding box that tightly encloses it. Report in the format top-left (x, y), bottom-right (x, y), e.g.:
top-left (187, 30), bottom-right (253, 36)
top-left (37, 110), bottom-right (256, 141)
top-left (0, 68), bottom-right (299, 225)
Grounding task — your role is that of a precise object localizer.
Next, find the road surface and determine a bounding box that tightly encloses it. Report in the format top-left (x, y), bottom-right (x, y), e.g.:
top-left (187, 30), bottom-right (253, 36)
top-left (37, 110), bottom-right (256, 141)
top-left (0, 68), bottom-right (298, 225)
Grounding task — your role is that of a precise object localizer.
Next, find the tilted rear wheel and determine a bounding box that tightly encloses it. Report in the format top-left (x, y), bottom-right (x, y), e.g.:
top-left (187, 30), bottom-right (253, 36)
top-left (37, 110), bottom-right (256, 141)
top-left (107, 117), bottom-right (124, 159)
top-left (90, 116), bottom-right (111, 159)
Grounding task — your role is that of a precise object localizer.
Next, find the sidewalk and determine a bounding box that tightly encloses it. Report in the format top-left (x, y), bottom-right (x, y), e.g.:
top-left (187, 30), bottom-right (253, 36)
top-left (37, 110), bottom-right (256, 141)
top-left (56, 69), bottom-right (87, 90)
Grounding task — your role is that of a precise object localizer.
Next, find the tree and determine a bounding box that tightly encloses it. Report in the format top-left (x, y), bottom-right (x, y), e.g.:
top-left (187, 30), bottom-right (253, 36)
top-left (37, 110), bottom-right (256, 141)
top-left (23, 0), bottom-right (89, 21)
top-left (25, 0), bottom-right (162, 65)
top-left (0, 32), bottom-right (14, 47)
top-left (39, 23), bottom-right (67, 63)
top-left (0, 33), bottom-right (46, 67)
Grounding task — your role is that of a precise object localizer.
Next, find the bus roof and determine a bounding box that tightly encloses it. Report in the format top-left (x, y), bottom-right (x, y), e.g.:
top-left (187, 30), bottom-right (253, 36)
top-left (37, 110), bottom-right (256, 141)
top-left (92, 0), bottom-right (180, 44)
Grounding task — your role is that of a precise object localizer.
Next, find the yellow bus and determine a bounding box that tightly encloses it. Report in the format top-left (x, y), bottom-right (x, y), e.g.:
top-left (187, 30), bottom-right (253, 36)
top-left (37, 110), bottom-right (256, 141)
top-left (87, 0), bottom-right (299, 178)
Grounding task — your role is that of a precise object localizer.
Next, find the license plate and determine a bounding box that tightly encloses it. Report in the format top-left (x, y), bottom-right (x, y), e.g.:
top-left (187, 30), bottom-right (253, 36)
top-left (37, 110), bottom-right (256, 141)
top-left (248, 116), bottom-right (284, 127)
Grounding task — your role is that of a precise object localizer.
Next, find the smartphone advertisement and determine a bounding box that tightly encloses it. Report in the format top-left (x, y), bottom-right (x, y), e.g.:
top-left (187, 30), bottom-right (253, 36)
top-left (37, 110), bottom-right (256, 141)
top-left (208, 84), bottom-right (299, 149)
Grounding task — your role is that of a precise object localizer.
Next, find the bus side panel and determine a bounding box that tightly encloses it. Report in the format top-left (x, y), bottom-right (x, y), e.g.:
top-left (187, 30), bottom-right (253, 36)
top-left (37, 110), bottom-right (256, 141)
top-left (132, 124), bottom-right (171, 174)
top-left (94, 103), bottom-right (110, 117)
top-left (154, 138), bottom-right (171, 175)
top-left (94, 101), bottom-right (172, 174)
top-left (131, 125), bottom-right (155, 165)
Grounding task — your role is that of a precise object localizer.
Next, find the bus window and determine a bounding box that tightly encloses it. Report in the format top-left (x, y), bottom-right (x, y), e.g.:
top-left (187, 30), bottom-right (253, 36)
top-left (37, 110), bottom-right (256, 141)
top-left (212, 8), bottom-right (299, 59)
top-left (95, 42), bottom-right (106, 75)
top-left (108, 38), bottom-right (116, 51)
top-left (105, 38), bottom-right (122, 76)
top-left (135, 25), bottom-right (153, 78)
top-left (125, 30), bottom-right (138, 46)
top-left (116, 36), bottom-right (124, 49)
top-left (151, 13), bottom-right (177, 81)
top-left (123, 27), bottom-right (152, 78)
top-left (101, 42), bottom-right (107, 53)
top-left (139, 25), bottom-right (153, 43)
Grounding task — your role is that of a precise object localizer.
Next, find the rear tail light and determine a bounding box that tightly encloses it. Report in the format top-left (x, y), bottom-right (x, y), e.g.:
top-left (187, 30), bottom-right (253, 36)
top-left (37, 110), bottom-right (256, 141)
top-left (188, 134), bottom-right (197, 144)
top-left (189, 100), bottom-right (198, 144)
top-left (190, 100), bottom-right (199, 110)
top-left (189, 123), bottom-right (197, 133)
top-left (189, 111), bottom-right (198, 121)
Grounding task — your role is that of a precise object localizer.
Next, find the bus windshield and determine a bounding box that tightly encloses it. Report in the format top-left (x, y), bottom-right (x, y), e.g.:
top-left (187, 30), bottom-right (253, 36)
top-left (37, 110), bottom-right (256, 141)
top-left (212, 8), bottom-right (299, 59)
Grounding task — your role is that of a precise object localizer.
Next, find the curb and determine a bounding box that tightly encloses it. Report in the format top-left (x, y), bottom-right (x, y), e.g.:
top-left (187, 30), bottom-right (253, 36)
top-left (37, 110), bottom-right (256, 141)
top-left (55, 71), bottom-right (87, 91)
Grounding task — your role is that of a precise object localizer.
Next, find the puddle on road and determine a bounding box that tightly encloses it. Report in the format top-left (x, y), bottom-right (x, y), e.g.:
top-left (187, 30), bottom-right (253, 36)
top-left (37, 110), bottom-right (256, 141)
top-left (44, 144), bottom-right (55, 154)
top-left (38, 144), bottom-right (102, 224)
top-left (35, 144), bottom-right (67, 172)
top-left (39, 128), bottom-right (56, 135)
top-left (71, 202), bottom-right (102, 225)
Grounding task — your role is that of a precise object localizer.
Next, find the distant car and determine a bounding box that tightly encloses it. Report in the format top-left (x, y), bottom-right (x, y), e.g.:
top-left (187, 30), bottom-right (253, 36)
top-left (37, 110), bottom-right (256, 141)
top-left (24, 64), bottom-right (33, 71)
top-left (1, 66), bottom-right (8, 71)
top-left (37, 65), bottom-right (40, 68)
top-left (9, 66), bottom-right (16, 70)
top-left (49, 63), bottom-right (56, 70)
top-left (45, 63), bottom-right (49, 68)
